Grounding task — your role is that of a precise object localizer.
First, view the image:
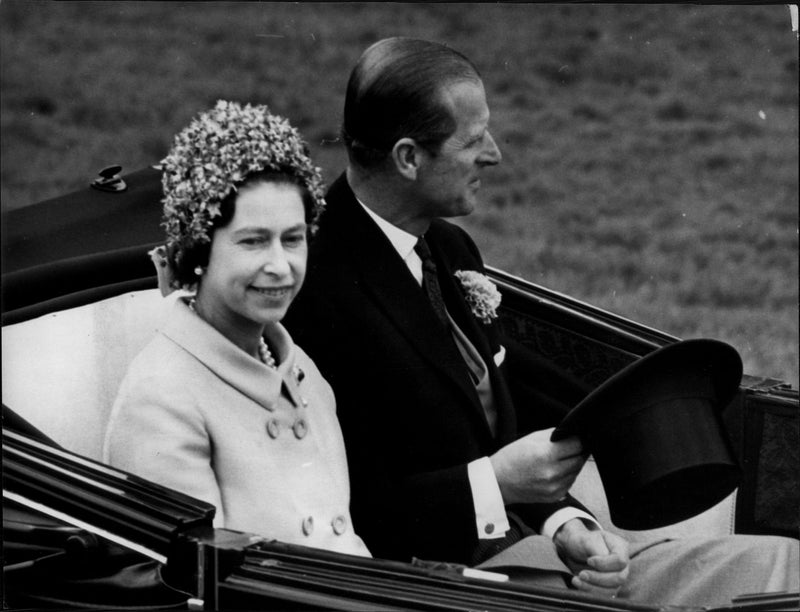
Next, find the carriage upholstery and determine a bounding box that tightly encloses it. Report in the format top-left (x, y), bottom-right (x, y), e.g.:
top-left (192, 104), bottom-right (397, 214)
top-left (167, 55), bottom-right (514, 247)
top-left (2, 289), bottom-right (178, 460)
top-left (1, 288), bottom-right (736, 543)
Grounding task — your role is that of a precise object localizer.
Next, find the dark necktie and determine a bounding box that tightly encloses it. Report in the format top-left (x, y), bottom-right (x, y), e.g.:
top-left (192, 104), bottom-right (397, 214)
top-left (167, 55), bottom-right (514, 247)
top-left (414, 236), bottom-right (450, 329)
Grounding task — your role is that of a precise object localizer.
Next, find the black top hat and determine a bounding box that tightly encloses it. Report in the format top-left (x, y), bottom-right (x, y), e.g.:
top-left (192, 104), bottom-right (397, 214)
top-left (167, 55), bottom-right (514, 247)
top-left (551, 338), bottom-right (743, 530)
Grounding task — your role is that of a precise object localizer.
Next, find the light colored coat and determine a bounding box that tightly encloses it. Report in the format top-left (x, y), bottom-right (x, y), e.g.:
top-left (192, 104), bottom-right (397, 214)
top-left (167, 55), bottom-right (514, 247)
top-left (103, 298), bottom-right (370, 557)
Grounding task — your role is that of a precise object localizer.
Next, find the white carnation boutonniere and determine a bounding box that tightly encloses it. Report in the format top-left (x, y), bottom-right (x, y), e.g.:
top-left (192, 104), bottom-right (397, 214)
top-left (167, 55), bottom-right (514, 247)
top-left (454, 270), bottom-right (501, 325)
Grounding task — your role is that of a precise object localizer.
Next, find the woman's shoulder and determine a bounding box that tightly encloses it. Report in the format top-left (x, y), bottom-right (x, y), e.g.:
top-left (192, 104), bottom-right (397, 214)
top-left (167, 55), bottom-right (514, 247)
top-left (104, 332), bottom-right (209, 468)
top-left (107, 331), bottom-right (208, 453)
top-left (118, 331), bottom-right (202, 399)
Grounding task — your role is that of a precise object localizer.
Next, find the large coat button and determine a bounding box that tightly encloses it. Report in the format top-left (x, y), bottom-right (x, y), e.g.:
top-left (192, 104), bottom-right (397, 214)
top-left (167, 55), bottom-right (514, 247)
top-left (302, 516), bottom-right (314, 536)
top-left (266, 419), bottom-right (280, 439)
top-left (331, 515), bottom-right (347, 535)
top-left (293, 418), bottom-right (308, 439)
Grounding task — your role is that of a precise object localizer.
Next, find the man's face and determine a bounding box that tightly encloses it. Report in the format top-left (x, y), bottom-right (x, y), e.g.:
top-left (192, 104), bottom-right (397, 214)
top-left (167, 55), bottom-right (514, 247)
top-left (414, 79), bottom-right (502, 221)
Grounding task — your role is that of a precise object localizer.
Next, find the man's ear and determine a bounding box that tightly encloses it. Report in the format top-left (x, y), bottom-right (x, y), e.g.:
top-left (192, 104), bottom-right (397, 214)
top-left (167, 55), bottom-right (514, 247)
top-left (390, 138), bottom-right (420, 180)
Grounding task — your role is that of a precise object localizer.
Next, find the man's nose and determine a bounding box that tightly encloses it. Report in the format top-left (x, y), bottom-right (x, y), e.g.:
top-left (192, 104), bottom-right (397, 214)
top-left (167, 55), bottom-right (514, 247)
top-left (479, 131), bottom-right (502, 166)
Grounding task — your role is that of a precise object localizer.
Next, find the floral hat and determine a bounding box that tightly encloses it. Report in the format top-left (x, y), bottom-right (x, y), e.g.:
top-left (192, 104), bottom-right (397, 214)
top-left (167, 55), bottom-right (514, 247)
top-left (158, 100), bottom-right (326, 269)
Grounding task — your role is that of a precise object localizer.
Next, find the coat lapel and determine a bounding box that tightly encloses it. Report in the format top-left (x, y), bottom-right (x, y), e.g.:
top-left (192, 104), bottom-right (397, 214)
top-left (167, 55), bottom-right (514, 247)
top-left (324, 176), bottom-right (488, 425)
top-left (160, 298), bottom-right (299, 411)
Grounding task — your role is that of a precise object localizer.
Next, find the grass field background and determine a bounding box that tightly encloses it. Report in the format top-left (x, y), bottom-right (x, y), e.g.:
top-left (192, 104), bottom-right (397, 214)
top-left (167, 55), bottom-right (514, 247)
top-left (1, 2), bottom-right (797, 386)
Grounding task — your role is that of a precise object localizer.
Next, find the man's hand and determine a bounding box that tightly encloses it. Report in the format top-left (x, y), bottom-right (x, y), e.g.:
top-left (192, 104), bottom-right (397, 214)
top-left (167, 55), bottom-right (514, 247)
top-left (489, 427), bottom-right (585, 505)
top-left (553, 518), bottom-right (630, 594)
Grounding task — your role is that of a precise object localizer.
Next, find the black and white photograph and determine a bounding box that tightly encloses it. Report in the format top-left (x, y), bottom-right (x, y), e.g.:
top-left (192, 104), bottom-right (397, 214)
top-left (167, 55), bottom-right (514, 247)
top-left (2, 2), bottom-right (798, 610)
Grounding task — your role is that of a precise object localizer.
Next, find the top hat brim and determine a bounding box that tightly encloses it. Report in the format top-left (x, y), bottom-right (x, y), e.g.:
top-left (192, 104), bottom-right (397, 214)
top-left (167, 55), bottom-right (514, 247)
top-left (551, 338), bottom-right (743, 442)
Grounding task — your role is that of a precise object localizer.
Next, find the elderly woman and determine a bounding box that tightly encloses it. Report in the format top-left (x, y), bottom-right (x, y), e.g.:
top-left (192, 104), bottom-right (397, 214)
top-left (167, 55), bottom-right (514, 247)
top-left (103, 101), bottom-right (369, 557)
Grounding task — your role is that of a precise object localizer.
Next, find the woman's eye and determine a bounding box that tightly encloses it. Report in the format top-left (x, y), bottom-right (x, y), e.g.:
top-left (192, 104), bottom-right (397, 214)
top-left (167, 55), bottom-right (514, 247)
top-left (240, 236), bottom-right (265, 246)
top-left (283, 234), bottom-right (306, 247)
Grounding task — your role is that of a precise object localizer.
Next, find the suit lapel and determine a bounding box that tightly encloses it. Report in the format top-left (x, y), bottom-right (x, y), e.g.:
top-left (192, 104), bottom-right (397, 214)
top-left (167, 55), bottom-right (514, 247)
top-left (325, 176), bottom-right (489, 427)
top-left (432, 243), bottom-right (494, 363)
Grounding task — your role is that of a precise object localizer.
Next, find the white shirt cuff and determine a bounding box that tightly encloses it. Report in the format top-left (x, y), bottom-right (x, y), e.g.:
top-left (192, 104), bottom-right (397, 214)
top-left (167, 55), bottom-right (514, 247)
top-left (467, 457), bottom-right (510, 539)
top-left (541, 507), bottom-right (600, 540)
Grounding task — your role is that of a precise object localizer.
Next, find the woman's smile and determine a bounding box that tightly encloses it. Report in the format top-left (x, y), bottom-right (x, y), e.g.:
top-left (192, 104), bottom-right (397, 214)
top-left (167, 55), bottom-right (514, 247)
top-left (250, 285), bottom-right (294, 299)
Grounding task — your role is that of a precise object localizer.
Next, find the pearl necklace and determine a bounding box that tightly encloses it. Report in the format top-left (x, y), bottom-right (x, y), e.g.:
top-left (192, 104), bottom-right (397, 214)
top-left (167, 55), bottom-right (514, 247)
top-left (188, 299), bottom-right (277, 369)
top-left (257, 337), bottom-right (277, 369)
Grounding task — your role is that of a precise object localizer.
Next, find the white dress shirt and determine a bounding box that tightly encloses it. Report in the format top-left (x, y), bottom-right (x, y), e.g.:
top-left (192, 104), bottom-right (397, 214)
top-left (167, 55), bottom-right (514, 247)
top-left (358, 201), bottom-right (597, 541)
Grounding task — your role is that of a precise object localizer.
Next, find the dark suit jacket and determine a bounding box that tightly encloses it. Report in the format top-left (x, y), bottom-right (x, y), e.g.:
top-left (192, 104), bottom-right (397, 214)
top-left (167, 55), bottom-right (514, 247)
top-left (285, 173), bottom-right (591, 563)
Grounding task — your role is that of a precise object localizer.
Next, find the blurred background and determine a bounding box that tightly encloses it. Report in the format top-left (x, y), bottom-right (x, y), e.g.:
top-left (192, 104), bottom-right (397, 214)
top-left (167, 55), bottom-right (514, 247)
top-left (1, 2), bottom-right (797, 386)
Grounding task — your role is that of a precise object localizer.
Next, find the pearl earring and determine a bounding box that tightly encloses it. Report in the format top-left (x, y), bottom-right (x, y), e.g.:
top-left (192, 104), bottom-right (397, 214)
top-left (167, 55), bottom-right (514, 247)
top-left (194, 266), bottom-right (204, 277)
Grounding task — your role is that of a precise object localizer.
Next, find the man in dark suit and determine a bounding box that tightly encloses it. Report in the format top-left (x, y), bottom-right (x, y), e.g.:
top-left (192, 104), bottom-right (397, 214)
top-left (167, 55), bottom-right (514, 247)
top-left (285, 37), bottom-right (798, 605)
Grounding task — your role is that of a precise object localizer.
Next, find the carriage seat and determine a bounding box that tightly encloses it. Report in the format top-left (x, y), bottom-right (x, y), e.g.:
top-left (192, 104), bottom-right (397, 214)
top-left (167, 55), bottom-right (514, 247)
top-left (1, 288), bottom-right (736, 542)
top-left (2, 289), bottom-right (179, 461)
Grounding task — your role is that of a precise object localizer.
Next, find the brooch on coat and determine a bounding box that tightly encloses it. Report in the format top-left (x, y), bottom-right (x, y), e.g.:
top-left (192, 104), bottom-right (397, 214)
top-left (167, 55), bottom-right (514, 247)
top-left (454, 270), bottom-right (501, 325)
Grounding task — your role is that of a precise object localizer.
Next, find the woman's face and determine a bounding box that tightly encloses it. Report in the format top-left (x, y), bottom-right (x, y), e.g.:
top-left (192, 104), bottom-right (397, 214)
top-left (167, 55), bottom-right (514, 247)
top-left (197, 180), bottom-right (308, 337)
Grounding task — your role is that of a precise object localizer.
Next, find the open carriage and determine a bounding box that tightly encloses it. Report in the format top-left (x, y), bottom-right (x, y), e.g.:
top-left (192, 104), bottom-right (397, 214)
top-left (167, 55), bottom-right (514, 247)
top-left (2, 167), bottom-right (797, 610)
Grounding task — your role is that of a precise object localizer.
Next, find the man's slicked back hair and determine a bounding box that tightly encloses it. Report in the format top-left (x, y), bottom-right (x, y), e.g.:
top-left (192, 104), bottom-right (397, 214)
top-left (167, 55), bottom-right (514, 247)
top-left (342, 37), bottom-right (481, 169)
